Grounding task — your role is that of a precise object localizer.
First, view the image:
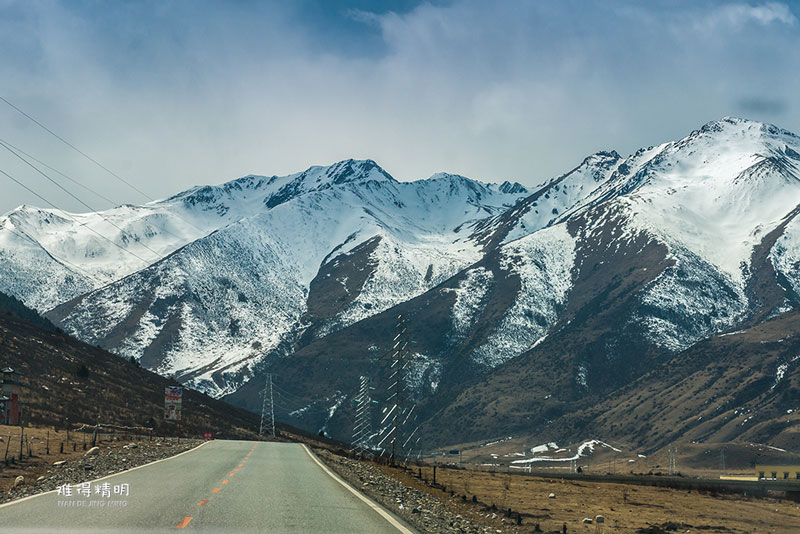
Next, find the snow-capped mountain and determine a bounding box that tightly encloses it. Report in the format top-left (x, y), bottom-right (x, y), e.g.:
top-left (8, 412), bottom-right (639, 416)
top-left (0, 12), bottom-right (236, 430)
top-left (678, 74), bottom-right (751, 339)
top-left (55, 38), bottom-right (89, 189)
top-left (1, 159), bottom-right (527, 396)
top-left (4, 118), bottom-right (800, 450)
top-left (225, 118), bottom-right (800, 448)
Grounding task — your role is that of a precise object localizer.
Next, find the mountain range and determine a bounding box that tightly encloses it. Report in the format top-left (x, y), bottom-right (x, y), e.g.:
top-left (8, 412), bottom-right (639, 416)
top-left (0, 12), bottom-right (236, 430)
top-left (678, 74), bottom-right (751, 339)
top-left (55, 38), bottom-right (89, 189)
top-left (3, 117), bottom-right (800, 450)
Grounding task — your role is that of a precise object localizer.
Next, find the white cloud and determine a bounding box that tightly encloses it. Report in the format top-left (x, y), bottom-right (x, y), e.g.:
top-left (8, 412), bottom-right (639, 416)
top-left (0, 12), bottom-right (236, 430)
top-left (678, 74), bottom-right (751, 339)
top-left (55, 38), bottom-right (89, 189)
top-left (0, 1), bottom-right (798, 216)
top-left (704, 2), bottom-right (797, 30)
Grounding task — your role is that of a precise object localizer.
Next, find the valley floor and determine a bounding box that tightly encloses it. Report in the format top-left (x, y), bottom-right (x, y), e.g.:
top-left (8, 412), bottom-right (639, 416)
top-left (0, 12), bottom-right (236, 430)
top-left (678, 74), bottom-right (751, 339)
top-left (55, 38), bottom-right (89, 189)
top-left (323, 451), bottom-right (800, 533)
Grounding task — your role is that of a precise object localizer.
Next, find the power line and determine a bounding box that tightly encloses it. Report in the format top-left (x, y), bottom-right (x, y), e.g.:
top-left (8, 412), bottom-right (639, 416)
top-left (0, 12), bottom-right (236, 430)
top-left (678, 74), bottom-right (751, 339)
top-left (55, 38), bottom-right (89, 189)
top-left (0, 138), bottom-right (120, 207)
top-left (0, 167), bottom-right (151, 266)
top-left (0, 95), bottom-right (153, 201)
top-left (0, 223), bottom-right (96, 279)
top-left (1, 138), bottom-right (213, 247)
top-left (270, 382), bottom-right (316, 404)
top-left (0, 140), bottom-right (164, 261)
top-left (0, 96), bottom-right (209, 236)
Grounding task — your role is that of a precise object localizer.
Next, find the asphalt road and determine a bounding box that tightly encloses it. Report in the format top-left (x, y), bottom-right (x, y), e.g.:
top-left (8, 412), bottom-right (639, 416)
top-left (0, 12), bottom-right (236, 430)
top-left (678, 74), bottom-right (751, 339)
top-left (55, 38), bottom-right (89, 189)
top-left (0, 441), bottom-right (416, 533)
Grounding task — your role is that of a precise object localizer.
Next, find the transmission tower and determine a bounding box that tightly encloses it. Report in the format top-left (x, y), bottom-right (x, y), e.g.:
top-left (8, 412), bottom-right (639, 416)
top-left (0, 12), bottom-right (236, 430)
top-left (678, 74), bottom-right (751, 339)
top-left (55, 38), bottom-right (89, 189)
top-left (389, 314), bottom-right (409, 466)
top-left (259, 373), bottom-right (275, 438)
top-left (352, 375), bottom-right (373, 457)
top-left (668, 447), bottom-right (677, 475)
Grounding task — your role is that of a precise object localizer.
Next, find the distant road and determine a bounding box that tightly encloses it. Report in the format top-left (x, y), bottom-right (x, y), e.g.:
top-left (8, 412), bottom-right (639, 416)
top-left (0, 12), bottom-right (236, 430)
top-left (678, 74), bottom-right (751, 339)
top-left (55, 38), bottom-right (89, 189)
top-left (0, 441), bottom-right (416, 533)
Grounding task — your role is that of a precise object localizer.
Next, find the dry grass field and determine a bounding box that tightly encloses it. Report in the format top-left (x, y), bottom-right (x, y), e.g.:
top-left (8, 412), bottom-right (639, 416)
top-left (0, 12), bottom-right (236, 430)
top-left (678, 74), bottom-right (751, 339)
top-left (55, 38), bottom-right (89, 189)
top-left (431, 436), bottom-right (800, 481)
top-left (376, 463), bottom-right (800, 533)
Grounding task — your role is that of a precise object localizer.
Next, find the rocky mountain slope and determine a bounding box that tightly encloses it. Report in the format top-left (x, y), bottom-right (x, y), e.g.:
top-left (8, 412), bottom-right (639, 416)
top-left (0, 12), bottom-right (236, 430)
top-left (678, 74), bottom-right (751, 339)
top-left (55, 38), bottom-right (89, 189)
top-left (225, 118), bottom-right (800, 450)
top-left (1, 159), bottom-right (527, 396)
top-left (3, 117), bottom-right (800, 451)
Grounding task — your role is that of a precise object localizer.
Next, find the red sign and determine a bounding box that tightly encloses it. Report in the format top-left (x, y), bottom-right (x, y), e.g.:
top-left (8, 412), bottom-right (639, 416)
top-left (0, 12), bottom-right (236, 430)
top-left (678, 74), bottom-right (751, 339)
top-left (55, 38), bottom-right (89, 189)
top-left (203, 432), bottom-right (213, 441)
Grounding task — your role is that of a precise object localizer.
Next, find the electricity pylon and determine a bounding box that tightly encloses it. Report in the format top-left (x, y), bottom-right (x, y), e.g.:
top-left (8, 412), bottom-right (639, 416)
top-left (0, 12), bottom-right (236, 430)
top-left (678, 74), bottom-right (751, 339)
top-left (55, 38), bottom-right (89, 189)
top-left (352, 375), bottom-right (373, 456)
top-left (259, 373), bottom-right (275, 437)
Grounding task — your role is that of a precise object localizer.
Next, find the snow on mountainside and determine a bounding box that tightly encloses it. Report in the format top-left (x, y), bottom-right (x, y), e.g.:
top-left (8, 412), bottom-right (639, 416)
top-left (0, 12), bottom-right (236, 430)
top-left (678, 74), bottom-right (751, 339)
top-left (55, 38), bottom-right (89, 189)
top-left (606, 119), bottom-right (800, 350)
top-left (469, 223), bottom-right (575, 368)
top-left (501, 151), bottom-right (622, 244)
top-left (439, 118), bottom-right (800, 378)
top-left (408, 118), bottom-right (800, 447)
top-left (477, 118), bottom-right (800, 357)
top-left (219, 118), bottom-right (800, 449)
top-left (4, 116), bottom-right (800, 434)
top-left (470, 150), bottom-right (622, 250)
top-left (0, 221), bottom-right (94, 311)
top-left (620, 118), bottom-right (800, 283)
top-left (17, 160), bottom-right (528, 396)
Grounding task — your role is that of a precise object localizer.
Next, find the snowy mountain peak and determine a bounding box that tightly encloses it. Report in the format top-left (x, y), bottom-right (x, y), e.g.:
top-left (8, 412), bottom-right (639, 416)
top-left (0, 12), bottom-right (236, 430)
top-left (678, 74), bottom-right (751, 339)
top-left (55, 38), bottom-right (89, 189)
top-left (699, 116), bottom-right (750, 132)
top-left (323, 158), bottom-right (395, 185)
top-left (499, 180), bottom-right (529, 194)
top-left (423, 172), bottom-right (528, 200)
top-left (166, 159), bottom-right (396, 213)
top-left (6, 205), bottom-right (71, 227)
top-left (263, 159), bottom-right (395, 209)
top-left (691, 116), bottom-right (799, 146)
top-left (425, 172), bottom-right (486, 187)
top-left (581, 150), bottom-right (621, 169)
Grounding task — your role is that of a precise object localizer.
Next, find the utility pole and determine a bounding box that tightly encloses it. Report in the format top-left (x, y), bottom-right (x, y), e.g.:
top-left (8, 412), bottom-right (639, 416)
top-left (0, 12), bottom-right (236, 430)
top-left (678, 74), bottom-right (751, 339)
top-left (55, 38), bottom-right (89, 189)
top-left (719, 447), bottom-right (727, 477)
top-left (259, 373), bottom-right (275, 438)
top-left (352, 376), bottom-right (373, 457)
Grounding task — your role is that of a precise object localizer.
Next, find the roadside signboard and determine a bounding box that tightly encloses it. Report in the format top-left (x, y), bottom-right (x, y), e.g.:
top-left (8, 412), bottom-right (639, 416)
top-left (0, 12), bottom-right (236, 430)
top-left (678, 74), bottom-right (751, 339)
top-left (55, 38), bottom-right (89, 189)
top-left (203, 432), bottom-right (213, 441)
top-left (164, 386), bottom-right (182, 421)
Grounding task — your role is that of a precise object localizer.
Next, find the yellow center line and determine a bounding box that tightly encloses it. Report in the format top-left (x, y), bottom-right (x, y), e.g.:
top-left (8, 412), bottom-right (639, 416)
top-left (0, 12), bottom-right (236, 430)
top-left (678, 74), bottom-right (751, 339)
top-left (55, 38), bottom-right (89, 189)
top-left (212, 488), bottom-right (221, 493)
top-left (176, 517), bottom-right (193, 529)
top-left (197, 499), bottom-right (209, 506)
top-left (221, 480), bottom-right (229, 485)
top-left (228, 473), bottom-right (235, 477)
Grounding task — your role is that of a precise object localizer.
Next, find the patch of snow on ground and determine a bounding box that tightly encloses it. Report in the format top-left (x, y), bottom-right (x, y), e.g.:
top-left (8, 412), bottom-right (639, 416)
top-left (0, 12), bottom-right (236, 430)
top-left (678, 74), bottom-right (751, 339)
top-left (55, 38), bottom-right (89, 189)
top-left (530, 442), bottom-right (558, 454)
top-left (511, 440), bottom-right (621, 464)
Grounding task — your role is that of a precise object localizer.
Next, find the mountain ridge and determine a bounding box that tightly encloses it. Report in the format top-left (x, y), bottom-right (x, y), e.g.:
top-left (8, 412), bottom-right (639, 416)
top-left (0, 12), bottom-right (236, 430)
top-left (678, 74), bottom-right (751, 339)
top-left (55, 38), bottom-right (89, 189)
top-left (3, 117), bottom-right (800, 450)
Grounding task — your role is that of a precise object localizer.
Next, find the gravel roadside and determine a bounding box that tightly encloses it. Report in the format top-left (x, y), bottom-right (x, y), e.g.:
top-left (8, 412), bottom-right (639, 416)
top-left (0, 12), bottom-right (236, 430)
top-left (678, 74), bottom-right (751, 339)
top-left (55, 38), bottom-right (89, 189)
top-left (315, 450), bottom-right (526, 534)
top-left (1, 438), bottom-right (202, 504)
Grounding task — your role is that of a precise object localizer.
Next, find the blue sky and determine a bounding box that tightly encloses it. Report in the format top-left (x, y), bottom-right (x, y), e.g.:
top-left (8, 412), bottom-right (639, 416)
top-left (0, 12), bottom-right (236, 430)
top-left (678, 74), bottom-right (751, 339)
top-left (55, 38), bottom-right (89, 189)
top-left (1, 0), bottom-right (799, 213)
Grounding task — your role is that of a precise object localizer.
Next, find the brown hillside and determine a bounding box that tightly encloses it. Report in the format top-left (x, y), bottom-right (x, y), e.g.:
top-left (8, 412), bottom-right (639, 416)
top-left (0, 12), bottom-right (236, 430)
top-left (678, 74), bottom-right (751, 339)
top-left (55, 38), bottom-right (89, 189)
top-left (0, 313), bottom-right (259, 439)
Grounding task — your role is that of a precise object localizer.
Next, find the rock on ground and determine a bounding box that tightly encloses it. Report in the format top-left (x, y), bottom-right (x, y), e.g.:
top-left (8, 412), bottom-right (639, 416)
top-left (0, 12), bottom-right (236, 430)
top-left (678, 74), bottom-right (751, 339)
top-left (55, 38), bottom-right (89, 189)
top-left (1, 439), bottom-right (200, 504)
top-left (315, 449), bottom-right (521, 534)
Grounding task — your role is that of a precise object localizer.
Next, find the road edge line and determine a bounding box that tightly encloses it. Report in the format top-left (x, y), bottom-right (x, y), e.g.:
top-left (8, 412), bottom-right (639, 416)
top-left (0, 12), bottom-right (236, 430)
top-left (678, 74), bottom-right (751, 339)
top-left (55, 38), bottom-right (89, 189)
top-left (302, 444), bottom-right (417, 534)
top-left (0, 440), bottom-right (211, 510)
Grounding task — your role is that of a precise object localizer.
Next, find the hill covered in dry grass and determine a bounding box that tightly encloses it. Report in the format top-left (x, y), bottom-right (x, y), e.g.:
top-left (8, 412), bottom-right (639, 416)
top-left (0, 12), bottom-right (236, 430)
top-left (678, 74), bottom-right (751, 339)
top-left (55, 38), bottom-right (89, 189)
top-left (0, 294), bottom-right (260, 439)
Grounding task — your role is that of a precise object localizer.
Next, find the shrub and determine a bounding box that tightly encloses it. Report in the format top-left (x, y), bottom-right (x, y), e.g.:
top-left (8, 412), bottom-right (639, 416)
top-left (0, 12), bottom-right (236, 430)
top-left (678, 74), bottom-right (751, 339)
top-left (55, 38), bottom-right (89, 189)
top-left (76, 364), bottom-right (89, 379)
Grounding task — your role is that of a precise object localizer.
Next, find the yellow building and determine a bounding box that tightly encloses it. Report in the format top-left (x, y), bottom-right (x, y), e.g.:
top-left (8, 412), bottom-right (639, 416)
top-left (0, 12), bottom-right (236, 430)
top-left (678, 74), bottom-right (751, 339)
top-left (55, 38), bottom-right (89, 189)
top-left (756, 465), bottom-right (800, 481)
